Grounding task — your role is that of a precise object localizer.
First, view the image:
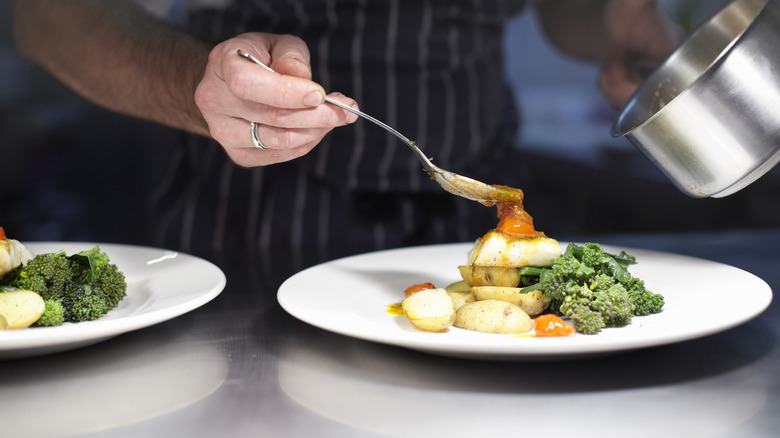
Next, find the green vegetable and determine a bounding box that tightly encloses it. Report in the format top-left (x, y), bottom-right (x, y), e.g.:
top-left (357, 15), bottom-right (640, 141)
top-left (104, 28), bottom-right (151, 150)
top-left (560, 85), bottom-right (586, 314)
top-left (0, 246), bottom-right (126, 326)
top-left (2, 251), bottom-right (71, 297)
top-left (35, 299), bottom-right (65, 326)
top-left (520, 242), bottom-right (664, 334)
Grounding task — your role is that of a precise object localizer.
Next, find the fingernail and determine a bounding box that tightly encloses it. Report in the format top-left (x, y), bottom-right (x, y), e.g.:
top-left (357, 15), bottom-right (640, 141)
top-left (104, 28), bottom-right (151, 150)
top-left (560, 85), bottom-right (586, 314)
top-left (304, 90), bottom-right (324, 107)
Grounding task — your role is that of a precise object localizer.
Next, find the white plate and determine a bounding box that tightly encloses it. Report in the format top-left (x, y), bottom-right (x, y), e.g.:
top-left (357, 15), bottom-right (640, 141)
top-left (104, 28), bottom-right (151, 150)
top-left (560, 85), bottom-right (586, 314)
top-left (278, 242), bottom-right (773, 360)
top-left (0, 242), bottom-right (226, 360)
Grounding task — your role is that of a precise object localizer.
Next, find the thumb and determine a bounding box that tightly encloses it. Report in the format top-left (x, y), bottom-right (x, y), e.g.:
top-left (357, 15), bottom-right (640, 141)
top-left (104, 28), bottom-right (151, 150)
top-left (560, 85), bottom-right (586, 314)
top-left (268, 36), bottom-right (314, 80)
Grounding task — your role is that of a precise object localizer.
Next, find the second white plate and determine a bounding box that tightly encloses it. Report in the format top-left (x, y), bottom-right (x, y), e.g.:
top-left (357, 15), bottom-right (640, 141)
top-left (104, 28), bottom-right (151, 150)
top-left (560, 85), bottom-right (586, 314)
top-left (278, 242), bottom-right (772, 360)
top-left (0, 242), bottom-right (226, 360)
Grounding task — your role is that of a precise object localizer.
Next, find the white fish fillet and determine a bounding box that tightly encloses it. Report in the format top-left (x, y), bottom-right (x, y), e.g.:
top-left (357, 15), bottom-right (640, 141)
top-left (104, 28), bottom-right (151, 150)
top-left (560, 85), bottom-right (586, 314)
top-left (468, 230), bottom-right (560, 268)
top-left (0, 238), bottom-right (34, 279)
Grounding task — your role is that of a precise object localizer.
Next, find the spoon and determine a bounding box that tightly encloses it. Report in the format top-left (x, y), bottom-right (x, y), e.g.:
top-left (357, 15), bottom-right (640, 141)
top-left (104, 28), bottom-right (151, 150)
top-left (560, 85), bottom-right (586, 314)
top-left (236, 49), bottom-right (519, 206)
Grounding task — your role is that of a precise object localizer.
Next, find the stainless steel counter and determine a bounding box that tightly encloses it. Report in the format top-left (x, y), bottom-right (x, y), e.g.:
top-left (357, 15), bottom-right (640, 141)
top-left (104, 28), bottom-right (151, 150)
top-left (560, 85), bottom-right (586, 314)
top-left (1, 228), bottom-right (778, 438)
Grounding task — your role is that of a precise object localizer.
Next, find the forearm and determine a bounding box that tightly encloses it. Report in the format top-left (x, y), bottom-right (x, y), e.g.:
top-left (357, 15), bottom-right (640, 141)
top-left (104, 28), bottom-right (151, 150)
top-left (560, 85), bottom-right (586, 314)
top-left (13, 0), bottom-right (212, 136)
top-left (533, 0), bottom-right (611, 61)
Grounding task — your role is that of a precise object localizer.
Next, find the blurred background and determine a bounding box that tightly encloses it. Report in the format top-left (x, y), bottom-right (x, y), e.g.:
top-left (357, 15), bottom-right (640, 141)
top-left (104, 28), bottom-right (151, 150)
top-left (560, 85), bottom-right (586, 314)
top-left (2, 0), bottom-right (779, 246)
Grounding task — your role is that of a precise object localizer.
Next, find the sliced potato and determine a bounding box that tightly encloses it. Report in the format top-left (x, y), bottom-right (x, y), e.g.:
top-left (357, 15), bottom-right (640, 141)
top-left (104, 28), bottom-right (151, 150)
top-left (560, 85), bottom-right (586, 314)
top-left (471, 286), bottom-right (549, 317)
top-left (402, 288), bottom-right (455, 332)
top-left (458, 264), bottom-right (520, 287)
top-left (0, 289), bottom-right (45, 329)
top-left (454, 299), bottom-right (532, 334)
top-left (444, 280), bottom-right (471, 293)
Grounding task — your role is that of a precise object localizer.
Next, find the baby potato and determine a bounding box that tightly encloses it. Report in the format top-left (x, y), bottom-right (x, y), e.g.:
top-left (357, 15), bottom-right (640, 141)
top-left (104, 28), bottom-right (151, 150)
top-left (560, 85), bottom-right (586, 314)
top-left (454, 299), bottom-right (532, 334)
top-left (471, 286), bottom-right (550, 317)
top-left (402, 288), bottom-right (455, 332)
top-left (0, 289), bottom-right (45, 329)
top-left (458, 264), bottom-right (520, 287)
top-left (445, 280), bottom-right (475, 310)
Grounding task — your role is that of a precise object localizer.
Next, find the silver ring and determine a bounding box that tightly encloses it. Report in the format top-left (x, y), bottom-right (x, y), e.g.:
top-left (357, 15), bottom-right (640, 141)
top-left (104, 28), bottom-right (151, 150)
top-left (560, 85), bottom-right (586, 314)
top-left (250, 122), bottom-right (269, 150)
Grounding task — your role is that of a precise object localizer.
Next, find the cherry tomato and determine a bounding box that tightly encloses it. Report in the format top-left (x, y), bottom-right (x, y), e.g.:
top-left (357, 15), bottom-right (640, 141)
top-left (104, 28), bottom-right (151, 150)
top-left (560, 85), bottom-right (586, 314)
top-left (496, 202), bottom-right (537, 238)
top-left (533, 314), bottom-right (576, 337)
top-left (404, 282), bottom-right (435, 297)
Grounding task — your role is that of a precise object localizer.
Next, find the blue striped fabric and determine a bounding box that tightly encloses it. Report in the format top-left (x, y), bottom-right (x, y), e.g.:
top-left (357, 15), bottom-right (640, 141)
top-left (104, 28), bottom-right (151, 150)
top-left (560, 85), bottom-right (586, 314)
top-left (149, 0), bottom-right (528, 284)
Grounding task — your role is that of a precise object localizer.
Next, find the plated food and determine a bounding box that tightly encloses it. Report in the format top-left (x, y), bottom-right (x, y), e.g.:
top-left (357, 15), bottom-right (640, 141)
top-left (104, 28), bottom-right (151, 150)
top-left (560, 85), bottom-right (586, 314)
top-left (0, 227), bottom-right (127, 330)
top-left (1, 241), bottom-right (226, 359)
top-left (397, 186), bottom-right (664, 336)
top-left (278, 240), bottom-right (770, 359)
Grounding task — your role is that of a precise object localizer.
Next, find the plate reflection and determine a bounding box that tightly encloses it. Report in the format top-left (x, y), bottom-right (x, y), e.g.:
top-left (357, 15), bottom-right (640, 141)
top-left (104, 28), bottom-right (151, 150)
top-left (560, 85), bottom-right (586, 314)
top-left (277, 325), bottom-right (768, 437)
top-left (0, 327), bottom-right (228, 437)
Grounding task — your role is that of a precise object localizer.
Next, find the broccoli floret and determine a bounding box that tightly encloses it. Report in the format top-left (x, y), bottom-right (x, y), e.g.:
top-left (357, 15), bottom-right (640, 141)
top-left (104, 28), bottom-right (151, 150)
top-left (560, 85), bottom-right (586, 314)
top-left (91, 262), bottom-right (127, 308)
top-left (61, 247), bottom-right (126, 323)
top-left (591, 284), bottom-right (633, 327)
top-left (624, 276), bottom-right (665, 316)
top-left (62, 284), bottom-right (111, 323)
top-left (632, 290), bottom-right (664, 315)
top-left (35, 299), bottom-right (65, 326)
top-left (69, 247), bottom-right (127, 310)
top-left (581, 242), bottom-right (611, 267)
top-left (559, 290), bottom-right (606, 335)
top-left (551, 253), bottom-right (581, 278)
top-left (1, 251), bottom-right (72, 298)
top-left (520, 242), bottom-right (663, 335)
top-left (540, 254), bottom-right (591, 307)
top-left (0, 245), bottom-right (126, 325)
top-left (590, 273), bottom-right (615, 292)
top-left (558, 283), bottom-right (633, 332)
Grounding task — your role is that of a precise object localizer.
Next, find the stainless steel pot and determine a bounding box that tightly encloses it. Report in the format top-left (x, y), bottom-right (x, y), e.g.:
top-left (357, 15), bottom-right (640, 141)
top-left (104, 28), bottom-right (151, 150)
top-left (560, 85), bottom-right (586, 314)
top-left (612, 0), bottom-right (780, 198)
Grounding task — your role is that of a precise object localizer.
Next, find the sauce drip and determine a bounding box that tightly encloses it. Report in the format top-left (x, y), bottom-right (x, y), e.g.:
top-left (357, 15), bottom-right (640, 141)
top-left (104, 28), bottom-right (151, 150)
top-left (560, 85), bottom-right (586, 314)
top-left (487, 185), bottom-right (541, 238)
top-left (496, 202), bottom-right (537, 238)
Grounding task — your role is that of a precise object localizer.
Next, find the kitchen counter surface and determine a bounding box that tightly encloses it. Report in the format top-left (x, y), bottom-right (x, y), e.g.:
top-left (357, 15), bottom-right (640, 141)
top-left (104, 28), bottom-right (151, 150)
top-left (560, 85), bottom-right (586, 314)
top-left (1, 228), bottom-right (778, 438)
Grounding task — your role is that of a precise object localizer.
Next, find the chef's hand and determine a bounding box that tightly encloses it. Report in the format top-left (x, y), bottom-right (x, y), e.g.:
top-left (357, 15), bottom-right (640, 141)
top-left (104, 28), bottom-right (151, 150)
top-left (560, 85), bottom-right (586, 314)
top-left (598, 0), bottom-right (682, 108)
top-left (195, 33), bottom-right (358, 167)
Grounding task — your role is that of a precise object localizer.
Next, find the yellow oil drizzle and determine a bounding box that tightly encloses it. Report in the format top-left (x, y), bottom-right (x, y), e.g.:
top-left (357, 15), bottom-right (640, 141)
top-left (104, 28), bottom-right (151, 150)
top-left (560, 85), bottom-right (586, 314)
top-left (386, 302), bottom-right (404, 316)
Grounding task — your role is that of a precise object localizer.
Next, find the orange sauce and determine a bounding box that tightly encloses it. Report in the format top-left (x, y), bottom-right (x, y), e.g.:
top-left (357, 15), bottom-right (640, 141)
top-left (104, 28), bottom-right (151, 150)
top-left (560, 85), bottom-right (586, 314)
top-left (496, 202), bottom-right (538, 238)
top-left (486, 185), bottom-right (543, 238)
